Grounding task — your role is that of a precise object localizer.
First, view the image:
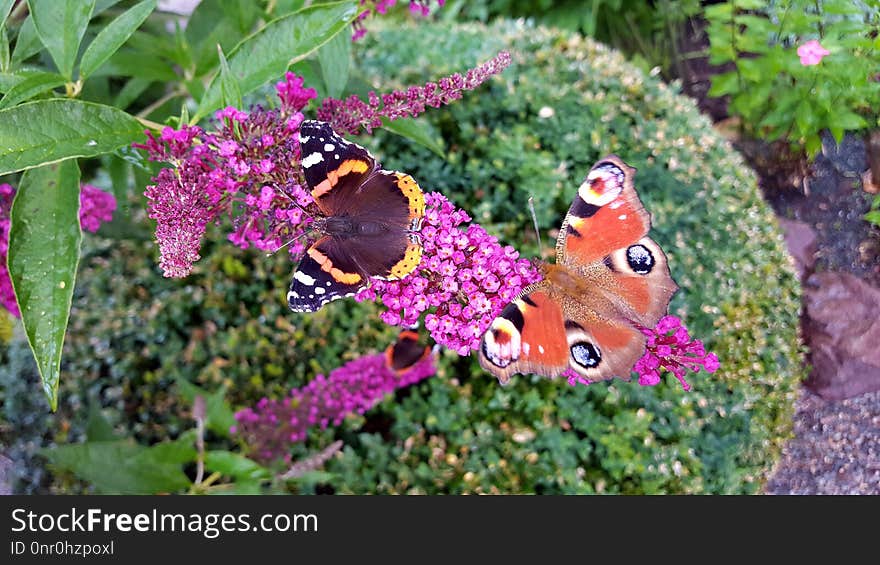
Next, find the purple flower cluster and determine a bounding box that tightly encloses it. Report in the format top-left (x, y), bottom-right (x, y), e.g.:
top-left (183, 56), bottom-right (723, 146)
top-left (135, 72), bottom-right (318, 278)
top-left (79, 184), bottom-right (118, 233)
top-left (0, 183), bottom-right (117, 318)
top-left (351, 1), bottom-right (445, 41)
top-left (356, 192), bottom-right (541, 355)
top-left (317, 50), bottom-right (512, 135)
top-left (633, 315), bottom-right (720, 391)
top-left (232, 351), bottom-right (436, 463)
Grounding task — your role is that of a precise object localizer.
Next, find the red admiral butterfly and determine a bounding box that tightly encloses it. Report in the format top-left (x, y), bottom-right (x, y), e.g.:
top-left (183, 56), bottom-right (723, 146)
top-left (384, 330), bottom-right (431, 376)
top-left (288, 121), bottom-right (425, 312)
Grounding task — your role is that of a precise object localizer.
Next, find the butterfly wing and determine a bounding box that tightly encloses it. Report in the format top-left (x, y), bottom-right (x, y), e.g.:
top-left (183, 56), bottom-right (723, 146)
top-left (287, 236), bottom-right (365, 312)
top-left (479, 284), bottom-right (570, 384)
top-left (341, 170), bottom-right (425, 281)
top-left (299, 120), bottom-right (378, 216)
top-left (385, 330), bottom-right (431, 375)
top-left (480, 155), bottom-right (677, 384)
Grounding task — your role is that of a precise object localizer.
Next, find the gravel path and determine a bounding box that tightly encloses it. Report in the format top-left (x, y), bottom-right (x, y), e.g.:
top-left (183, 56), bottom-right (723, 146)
top-left (764, 389), bottom-right (880, 495)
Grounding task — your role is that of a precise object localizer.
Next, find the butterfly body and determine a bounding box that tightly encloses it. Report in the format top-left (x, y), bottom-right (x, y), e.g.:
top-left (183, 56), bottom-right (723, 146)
top-left (479, 156), bottom-right (677, 384)
top-left (288, 121), bottom-right (425, 312)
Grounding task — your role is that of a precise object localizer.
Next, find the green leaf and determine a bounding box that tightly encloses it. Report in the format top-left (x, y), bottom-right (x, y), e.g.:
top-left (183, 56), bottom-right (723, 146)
top-left (176, 379), bottom-right (237, 438)
top-left (41, 440), bottom-right (191, 494)
top-left (185, 0), bottom-right (260, 74)
top-left (106, 153), bottom-right (130, 217)
top-left (135, 432), bottom-right (197, 466)
top-left (0, 0), bottom-right (13, 27)
top-left (27, 0), bottom-right (96, 79)
top-left (217, 44), bottom-right (241, 110)
top-left (79, 0), bottom-right (156, 79)
top-left (8, 160), bottom-right (82, 410)
top-left (92, 49), bottom-right (177, 81)
top-left (804, 133), bottom-right (822, 158)
top-left (318, 28), bottom-right (350, 99)
top-left (794, 100), bottom-right (815, 137)
top-left (194, 0), bottom-right (358, 122)
top-left (835, 111), bottom-right (867, 131)
top-left (0, 99), bottom-right (144, 175)
top-left (113, 76), bottom-right (151, 109)
top-left (0, 71), bottom-right (65, 110)
top-left (708, 71), bottom-right (738, 97)
top-left (86, 402), bottom-right (119, 441)
top-left (0, 23), bottom-right (9, 73)
top-left (381, 117), bottom-right (446, 158)
top-left (11, 17), bottom-right (42, 66)
top-left (205, 451), bottom-right (271, 481)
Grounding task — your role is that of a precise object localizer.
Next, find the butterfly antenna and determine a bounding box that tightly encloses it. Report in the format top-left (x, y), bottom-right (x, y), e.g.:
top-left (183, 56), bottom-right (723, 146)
top-left (528, 196), bottom-right (544, 253)
top-left (266, 231), bottom-right (311, 257)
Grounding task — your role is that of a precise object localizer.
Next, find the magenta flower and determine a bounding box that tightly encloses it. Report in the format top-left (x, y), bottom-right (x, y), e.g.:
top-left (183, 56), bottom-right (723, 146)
top-left (351, 0), bottom-right (442, 40)
top-left (135, 73), bottom-right (318, 278)
top-left (632, 315), bottom-right (720, 391)
top-left (0, 183), bottom-right (117, 318)
top-left (79, 184), bottom-right (118, 233)
top-left (233, 351), bottom-right (436, 463)
top-left (317, 50), bottom-right (512, 135)
top-left (355, 192), bottom-right (542, 355)
top-left (797, 40), bottom-right (830, 66)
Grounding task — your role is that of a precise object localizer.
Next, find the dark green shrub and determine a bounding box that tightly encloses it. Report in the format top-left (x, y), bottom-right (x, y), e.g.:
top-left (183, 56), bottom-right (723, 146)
top-left (27, 20), bottom-right (800, 494)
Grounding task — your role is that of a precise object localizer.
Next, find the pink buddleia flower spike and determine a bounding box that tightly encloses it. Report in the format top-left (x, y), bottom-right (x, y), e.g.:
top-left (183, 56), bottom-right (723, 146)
top-left (633, 315), bottom-right (720, 391)
top-left (317, 51), bottom-right (512, 135)
top-left (134, 73), bottom-right (319, 278)
top-left (233, 351), bottom-right (436, 463)
top-left (354, 192), bottom-right (542, 355)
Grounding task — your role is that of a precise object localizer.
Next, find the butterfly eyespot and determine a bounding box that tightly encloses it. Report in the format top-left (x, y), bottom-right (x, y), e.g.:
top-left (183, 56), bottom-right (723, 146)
top-left (570, 342), bottom-right (601, 369)
top-left (626, 244), bottom-right (654, 274)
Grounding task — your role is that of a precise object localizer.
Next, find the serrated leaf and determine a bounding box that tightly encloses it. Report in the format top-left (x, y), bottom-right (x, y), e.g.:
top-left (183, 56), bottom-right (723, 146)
top-left (0, 99), bottom-right (144, 175)
top-left (318, 28), bottom-right (350, 99)
top-left (27, 0), bottom-right (96, 79)
top-left (205, 451), bottom-right (271, 481)
top-left (80, 0), bottom-right (156, 79)
top-left (217, 44), bottom-right (241, 110)
top-left (8, 160), bottom-right (82, 410)
top-left (194, 0), bottom-right (358, 122)
top-left (381, 117), bottom-right (446, 158)
top-left (0, 71), bottom-right (65, 109)
top-left (11, 17), bottom-right (42, 66)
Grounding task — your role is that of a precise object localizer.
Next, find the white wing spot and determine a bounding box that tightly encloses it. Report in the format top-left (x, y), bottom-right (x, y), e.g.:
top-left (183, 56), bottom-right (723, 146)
top-left (609, 201), bottom-right (623, 209)
top-left (294, 270), bottom-right (316, 286)
top-left (618, 214), bottom-right (627, 220)
top-left (324, 143), bottom-right (335, 152)
top-left (314, 287), bottom-right (326, 295)
top-left (538, 345), bottom-right (545, 354)
top-left (302, 152), bottom-right (324, 169)
top-left (335, 154), bottom-right (339, 159)
top-left (326, 281), bottom-right (332, 287)
top-left (299, 135), bottom-right (311, 143)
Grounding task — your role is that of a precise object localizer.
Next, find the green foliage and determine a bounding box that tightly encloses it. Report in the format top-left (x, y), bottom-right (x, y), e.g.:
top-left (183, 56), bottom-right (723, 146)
top-left (46, 20), bottom-right (803, 494)
top-left (705, 0), bottom-right (880, 157)
top-left (444, 0), bottom-right (702, 76)
top-left (0, 0), bottom-right (356, 410)
top-left (868, 193), bottom-right (880, 227)
top-left (8, 161), bottom-right (82, 410)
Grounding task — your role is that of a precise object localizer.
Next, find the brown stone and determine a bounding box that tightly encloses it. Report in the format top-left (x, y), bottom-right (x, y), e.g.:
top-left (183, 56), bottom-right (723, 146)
top-left (777, 218), bottom-right (818, 278)
top-left (803, 271), bottom-right (880, 399)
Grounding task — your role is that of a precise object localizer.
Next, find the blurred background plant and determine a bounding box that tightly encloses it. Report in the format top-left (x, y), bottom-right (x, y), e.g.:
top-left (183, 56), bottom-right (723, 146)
top-left (0, 0), bottom-right (807, 494)
top-left (704, 0), bottom-right (880, 162)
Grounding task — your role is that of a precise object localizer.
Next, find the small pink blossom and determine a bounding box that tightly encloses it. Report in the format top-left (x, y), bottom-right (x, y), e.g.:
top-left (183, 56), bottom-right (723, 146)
top-left (633, 315), bottom-right (719, 391)
top-left (797, 40), bottom-right (830, 66)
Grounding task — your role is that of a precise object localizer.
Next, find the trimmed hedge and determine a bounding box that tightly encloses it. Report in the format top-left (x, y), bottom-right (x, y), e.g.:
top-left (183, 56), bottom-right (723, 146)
top-left (12, 20), bottom-right (801, 494)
